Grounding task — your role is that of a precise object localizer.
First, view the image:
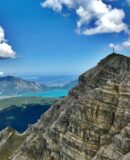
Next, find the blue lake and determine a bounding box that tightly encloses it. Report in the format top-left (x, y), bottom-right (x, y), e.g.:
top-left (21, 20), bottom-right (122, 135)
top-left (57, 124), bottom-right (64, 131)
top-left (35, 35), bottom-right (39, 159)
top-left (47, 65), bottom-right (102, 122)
top-left (22, 89), bottom-right (69, 98)
top-left (0, 105), bottom-right (50, 133)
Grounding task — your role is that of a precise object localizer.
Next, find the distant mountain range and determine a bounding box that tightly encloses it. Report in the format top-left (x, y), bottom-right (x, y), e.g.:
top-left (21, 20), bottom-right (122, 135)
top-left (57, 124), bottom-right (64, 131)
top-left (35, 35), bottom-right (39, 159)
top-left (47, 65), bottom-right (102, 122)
top-left (0, 76), bottom-right (78, 96)
top-left (61, 80), bottom-right (78, 90)
top-left (0, 76), bottom-right (49, 96)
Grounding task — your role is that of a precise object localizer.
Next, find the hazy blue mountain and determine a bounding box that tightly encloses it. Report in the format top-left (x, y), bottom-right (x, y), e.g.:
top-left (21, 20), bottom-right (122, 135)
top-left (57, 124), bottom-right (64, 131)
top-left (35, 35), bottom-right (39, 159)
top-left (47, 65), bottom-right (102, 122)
top-left (61, 80), bottom-right (78, 90)
top-left (0, 76), bottom-right (49, 96)
top-left (21, 75), bottom-right (78, 87)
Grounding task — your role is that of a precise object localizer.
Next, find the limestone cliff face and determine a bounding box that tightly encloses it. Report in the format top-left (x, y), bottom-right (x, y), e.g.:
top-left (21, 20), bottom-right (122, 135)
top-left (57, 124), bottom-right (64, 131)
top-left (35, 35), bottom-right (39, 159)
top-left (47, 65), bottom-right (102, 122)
top-left (11, 53), bottom-right (130, 160)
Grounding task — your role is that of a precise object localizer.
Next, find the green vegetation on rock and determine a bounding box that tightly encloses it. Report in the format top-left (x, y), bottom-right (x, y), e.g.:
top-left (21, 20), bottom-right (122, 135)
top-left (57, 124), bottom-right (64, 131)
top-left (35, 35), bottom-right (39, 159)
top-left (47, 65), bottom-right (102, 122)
top-left (0, 127), bottom-right (27, 160)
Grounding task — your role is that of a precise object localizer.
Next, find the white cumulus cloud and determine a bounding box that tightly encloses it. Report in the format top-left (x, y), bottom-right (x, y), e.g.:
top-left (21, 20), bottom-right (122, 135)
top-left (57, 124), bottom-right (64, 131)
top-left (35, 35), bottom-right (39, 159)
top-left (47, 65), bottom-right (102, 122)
top-left (42, 0), bottom-right (128, 35)
top-left (0, 26), bottom-right (16, 59)
top-left (109, 36), bottom-right (130, 51)
top-left (0, 71), bottom-right (4, 76)
top-left (0, 27), bottom-right (5, 42)
top-left (109, 41), bottom-right (130, 51)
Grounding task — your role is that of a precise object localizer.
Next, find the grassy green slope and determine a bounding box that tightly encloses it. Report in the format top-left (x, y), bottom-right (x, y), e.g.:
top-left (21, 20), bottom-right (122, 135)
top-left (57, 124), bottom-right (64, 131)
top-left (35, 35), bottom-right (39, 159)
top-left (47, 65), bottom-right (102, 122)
top-left (0, 96), bottom-right (59, 111)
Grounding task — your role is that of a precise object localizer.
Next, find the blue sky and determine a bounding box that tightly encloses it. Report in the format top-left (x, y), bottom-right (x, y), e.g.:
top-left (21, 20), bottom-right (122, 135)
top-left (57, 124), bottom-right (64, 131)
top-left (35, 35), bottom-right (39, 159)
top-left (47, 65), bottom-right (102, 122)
top-left (0, 0), bottom-right (130, 76)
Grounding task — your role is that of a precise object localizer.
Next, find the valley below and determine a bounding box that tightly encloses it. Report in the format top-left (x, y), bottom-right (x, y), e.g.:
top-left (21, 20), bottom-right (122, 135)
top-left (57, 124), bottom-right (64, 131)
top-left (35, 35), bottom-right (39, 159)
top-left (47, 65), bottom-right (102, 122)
top-left (0, 96), bottom-right (58, 132)
top-left (0, 76), bottom-right (77, 132)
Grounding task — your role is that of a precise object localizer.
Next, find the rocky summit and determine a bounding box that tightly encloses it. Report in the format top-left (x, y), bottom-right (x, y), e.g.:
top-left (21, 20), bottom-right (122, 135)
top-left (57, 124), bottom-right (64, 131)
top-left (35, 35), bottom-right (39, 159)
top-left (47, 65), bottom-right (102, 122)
top-left (1, 53), bottom-right (130, 160)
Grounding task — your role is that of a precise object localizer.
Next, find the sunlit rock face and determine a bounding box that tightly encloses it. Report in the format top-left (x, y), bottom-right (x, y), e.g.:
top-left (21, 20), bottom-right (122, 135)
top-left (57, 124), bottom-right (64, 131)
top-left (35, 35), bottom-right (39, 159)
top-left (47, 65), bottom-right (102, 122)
top-left (10, 53), bottom-right (130, 160)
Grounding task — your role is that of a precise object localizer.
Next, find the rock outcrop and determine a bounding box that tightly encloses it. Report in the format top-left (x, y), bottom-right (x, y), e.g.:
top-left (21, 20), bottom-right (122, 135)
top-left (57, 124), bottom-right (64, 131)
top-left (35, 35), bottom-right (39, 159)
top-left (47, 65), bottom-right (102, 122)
top-left (0, 127), bottom-right (26, 160)
top-left (3, 53), bottom-right (130, 160)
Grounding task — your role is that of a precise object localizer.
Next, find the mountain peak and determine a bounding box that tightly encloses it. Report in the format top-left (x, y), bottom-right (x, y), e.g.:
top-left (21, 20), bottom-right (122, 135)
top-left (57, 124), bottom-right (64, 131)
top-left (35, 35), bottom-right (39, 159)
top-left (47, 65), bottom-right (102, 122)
top-left (79, 53), bottom-right (130, 90)
top-left (105, 53), bottom-right (129, 59)
top-left (99, 53), bottom-right (130, 66)
top-left (0, 75), bottom-right (16, 80)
